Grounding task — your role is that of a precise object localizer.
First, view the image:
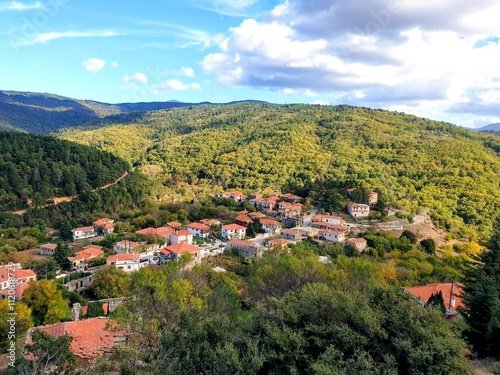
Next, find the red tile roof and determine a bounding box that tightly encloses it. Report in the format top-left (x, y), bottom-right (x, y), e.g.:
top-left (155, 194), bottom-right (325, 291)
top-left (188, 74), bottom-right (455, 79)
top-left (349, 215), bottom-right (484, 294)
top-left (248, 212), bottom-right (266, 218)
top-left (260, 219), bottom-right (281, 225)
top-left (167, 221), bottom-right (183, 229)
top-left (404, 283), bottom-right (464, 312)
top-left (31, 318), bottom-right (125, 360)
top-left (156, 227), bottom-right (175, 236)
top-left (161, 243), bottom-right (200, 255)
top-left (73, 226), bottom-right (95, 233)
top-left (93, 218), bottom-right (114, 226)
top-left (0, 265), bottom-right (37, 283)
top-left (346, 238), bottom-right (367, 244)
top-left (186, 222), bottom-right (210, 231)
top-left (236, 215), bottom-right (253, 223)
top-left (222, 224), bottom-right (247, 230)
top-left (200, 219), bottom-right (221, 226)
top-left (40, 243), bottom-right (57, 250)
top-left (0, 283), bottom-right (29, 300)
top-left (108, 254), bottom-right (140, 262)
top-left (174, 230), bottom-right (192, 237)
top-left (227, 239), bottom-right (255, 247)
top-left (136, 227), bottom-right (157, 235)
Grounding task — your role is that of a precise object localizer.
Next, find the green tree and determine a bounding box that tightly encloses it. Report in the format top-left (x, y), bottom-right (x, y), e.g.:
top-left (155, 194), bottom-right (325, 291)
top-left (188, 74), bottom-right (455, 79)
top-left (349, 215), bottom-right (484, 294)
top-left (54, 243), bottom-right (73, 268)
top-left (0, 300), bottom-right (33, 353)
top-left (420, 238), bottom-right (437, 255)
top-left (461, 220), bottom-right (500, 358)
top-left (22, 280), bottom-right (71, 325)
top-left (427, 291), bottom-right (446, 315)
top-left (89, 267), bottom-right (131, 299)
top-left (13, 329), bottom-right (76, 375)
top-left (400, 230), bottom-right (418, 244)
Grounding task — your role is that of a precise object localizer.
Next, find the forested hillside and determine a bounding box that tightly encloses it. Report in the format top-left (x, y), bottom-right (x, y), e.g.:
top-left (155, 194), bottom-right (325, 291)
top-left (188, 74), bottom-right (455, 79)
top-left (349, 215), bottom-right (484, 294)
top-left (0, 132), bottom-right (130, 211)
top-left (0, 90), bottom-right (210, 133)
top-left (58, 103), bottom-right (500, 236)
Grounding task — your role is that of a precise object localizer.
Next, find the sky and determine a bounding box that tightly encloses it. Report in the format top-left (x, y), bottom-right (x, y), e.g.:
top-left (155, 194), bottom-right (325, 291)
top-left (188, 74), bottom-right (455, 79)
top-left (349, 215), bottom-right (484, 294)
top-left (1, 0), bottom-right (500, 128)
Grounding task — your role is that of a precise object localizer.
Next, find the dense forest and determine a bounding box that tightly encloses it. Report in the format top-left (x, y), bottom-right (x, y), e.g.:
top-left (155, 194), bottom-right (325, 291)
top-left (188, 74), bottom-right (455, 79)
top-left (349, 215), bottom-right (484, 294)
top-left (58, 103), bottom-right (500, 237)
top-left (0, 132), bottom-right (130, 211)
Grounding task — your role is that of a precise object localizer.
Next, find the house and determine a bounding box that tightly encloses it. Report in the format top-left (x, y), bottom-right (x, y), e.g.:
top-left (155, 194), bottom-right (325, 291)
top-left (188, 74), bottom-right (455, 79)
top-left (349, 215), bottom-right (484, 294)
top-left (25, 318), bottom-right (127, 364)
top-left (321, 229), bottom-right (346, 243)
top-left (67, 246), bottom-right (104, 270)
top-left (156, 227), bottom-right (176, 244)
top-left (200, 218), bottom-right (221, 227)
top-left (171, 230), bottom-right (194, 245)
top-left (221, 224), bottom-right (247, 240)
top-left (235, 215), bottom-right (253, 227)
top-left (248, 192), bottom-right (263, 200)
top-left (227, 239), bottom-right (261, 258)
top-left (281, 228), bottom-right (303, 241)
top-left (345, 238), bottom-right (367, 252)
top-left (166, 221), bottom-right (183, 230)
top-left (114, 240), bottom-right (141, 254)
top-left (248, 212), bottom-right (266, 219)
top-left (267, 238), bottom-right (291, 252)
top-left (282, 217), bottom-right (304, 228)
top-left (404, 282), bottom-right (465, 318)
top-left (281, 193), bottom-right (302, 203)
top-left (0, 264), bottom-right (37, 301)
top-left (260, 219), bottom-right (282, 234)
top-left (40, 243), bottom-right (57, 256)
top-left (216, 191), bottom-right (246, 202)
top-left (312, 214), bottom-right (346, 225)
top-left (92, 218), bottom-right (115, 235)
top-left (277, 202), bottom-right (302, 218)
top-left (256, 196), bottom-right (280, 211)
top-left (107, 254), bottom-right (142, 272)
top-left (135, 227), bottom-right (157, 236)
top-left (160, 243), bottom-right (202, 267)
top-left (185, 222), bottom-right (210, 238)
top-left (71, 226), bottom-right (97, 241)
top-left (384, 207), bottom-right (396, 217)
top-left (346, 202), bottom-right (370, 218)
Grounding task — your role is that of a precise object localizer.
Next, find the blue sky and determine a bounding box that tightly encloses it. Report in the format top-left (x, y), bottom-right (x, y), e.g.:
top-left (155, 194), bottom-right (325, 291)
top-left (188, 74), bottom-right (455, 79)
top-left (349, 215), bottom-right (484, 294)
top-left (1, 0), bottom-right (500, 127)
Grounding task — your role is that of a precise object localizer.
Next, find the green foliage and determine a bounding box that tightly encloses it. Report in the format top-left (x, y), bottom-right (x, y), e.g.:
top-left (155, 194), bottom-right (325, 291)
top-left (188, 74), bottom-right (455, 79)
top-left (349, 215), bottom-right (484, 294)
top-left (58, 103), bottom-right (500, 236)
top-left (22, 279), bottom-right (71, 325)
top-left (427, 291), bottom-right (446, 315)
top-left (12, 329), bottom-right (76, 375)
top-left (86, 301), bottom-right (105, 318)
top-left (89, 266), bottom-right (131, 299)
top-left (400, 230), bottom-right (418, 244)
top-left (0, 131), bottom-right (129, 211)
top-left (420, 238), bottom-right (437, 255)
top-left (461, 220), bottom-right (500, 358)
top-left (54, 243), bottom-right (72, 267)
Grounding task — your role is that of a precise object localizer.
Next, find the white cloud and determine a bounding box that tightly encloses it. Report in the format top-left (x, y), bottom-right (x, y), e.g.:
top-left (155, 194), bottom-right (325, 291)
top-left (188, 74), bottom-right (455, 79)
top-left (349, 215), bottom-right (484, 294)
top-left (15, 30), bottom-right (122, 47)
top-left (180, 67), bottom-right (195, 77)
top-left (156, 79), bottom-right (201, 92)
top-left (82, 58), bottom-right (106, 73)
top-left (123, 73), bottom-right (148, 84)
top-left (111, 61), bottom-right (119, 68)
top-left (201, 0), bottom-right (500, 125)
top-left (0, 1), bottom-right (43, 11)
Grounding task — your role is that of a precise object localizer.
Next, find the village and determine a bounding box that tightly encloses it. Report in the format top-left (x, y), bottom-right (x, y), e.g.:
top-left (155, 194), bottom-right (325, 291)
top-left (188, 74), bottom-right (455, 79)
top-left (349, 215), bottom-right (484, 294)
top-left (0, 188), bottom-right (464, 366)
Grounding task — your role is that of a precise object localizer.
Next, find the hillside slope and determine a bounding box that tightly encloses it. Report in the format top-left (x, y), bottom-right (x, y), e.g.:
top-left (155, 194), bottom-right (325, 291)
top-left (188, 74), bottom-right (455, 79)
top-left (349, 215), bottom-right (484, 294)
top-left (0, 132), bottom-right (130, 211)
top-left (57, 103), bottom-right (500, 235)
top-left (0, 90), bottom-right (265, 134)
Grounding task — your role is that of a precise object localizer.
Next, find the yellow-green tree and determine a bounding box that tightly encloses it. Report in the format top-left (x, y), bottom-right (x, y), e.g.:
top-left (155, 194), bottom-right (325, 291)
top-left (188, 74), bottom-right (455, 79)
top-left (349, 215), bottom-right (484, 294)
top-left (22, 280), bottom-right (71, 325)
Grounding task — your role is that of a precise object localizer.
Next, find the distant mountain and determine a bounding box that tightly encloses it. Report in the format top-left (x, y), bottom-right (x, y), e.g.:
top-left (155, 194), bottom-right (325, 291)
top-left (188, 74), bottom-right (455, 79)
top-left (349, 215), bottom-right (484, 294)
top-left (470, 123), bottom-right (500, 133)
top-left (0, 90), bottom-right (267, 134)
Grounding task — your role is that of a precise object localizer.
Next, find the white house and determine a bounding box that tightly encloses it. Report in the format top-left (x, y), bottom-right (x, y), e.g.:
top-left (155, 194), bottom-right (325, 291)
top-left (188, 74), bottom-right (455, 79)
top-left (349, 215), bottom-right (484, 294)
top-left (171, 230), bottom-right (194, 245)
top-left (321, 229), bottom-right (346, 243)
top-left (40, 243), bottom-right (57, 256)
top-left (345, 238), bottom-right (368, 252)
top-left (312, 214), bottom-right (346, 225)
top-left (107, 254), bottom-right (142, 272)
top-left (346, 202), bottom-right (370, 218)
top-left (71, 226), bottom-right (97, 241)
top-left (221, 224), bottom-right (246, 240)
top-left (185, 222), bottom-right (211, 238)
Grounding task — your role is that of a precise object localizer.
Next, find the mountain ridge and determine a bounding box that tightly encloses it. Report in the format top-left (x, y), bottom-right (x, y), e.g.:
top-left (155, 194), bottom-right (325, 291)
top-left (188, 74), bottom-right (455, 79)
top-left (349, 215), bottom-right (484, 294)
top-left (0, 90), bottom-right (267, 133)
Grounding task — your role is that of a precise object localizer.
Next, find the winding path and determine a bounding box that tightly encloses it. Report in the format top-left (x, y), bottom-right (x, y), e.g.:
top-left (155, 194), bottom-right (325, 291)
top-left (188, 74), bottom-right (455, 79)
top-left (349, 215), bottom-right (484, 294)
top-left (13, 171), bottom-right (129, 215)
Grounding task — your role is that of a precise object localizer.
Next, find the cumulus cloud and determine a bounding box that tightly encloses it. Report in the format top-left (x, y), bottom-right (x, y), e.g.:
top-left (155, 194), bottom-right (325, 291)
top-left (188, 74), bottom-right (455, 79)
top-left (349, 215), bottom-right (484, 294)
top-left (111, 61), bottom-right (119, 68)
top-left (201, 0), bottom-right (500, 125)
top-left (123, 73), bottom-right (148, 84)
top-left (0, 1), bottom-right (42, 11)
top-left (82, 58), bottom-right (106, 73)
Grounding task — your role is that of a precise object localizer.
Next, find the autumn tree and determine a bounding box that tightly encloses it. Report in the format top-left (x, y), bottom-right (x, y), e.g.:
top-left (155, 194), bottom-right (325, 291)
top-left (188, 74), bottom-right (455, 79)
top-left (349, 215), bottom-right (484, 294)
top-left (89, 267), bottom-right (131, 299)
top-left (22, 280), bottom-right (71, 325)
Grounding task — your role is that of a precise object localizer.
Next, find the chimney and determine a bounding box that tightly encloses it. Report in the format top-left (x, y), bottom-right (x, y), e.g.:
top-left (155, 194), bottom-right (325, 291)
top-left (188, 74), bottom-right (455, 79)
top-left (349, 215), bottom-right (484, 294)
top-left (72, 303), bottom-right (81, 321)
